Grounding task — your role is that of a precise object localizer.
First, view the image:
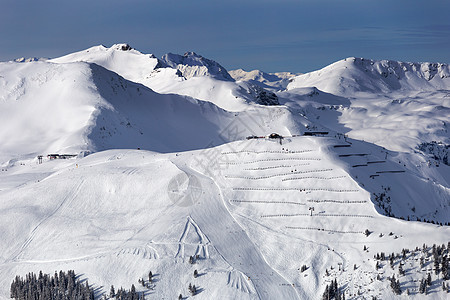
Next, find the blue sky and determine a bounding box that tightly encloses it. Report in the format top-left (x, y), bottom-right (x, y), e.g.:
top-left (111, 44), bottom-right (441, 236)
top-left (1, 0), bottom-right (449, 73)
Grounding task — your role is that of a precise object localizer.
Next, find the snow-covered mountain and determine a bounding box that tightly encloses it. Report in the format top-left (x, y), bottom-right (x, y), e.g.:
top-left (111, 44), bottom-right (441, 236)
top-left (287, 57), bottom-right (450, 95)
top-left (51, 44), bottom-right (170, 83)
top-left (1, 46), bottom-right (449, 300)
top-left (50, 44), bottom-right (281, 112)
top-left (0, 59), bottom-right (294, 160)
top-left (14, 57), bottom-right (47, 63)
top-left (162, 51), bottom-right (234, 81)
top-left (229, 68), bottom-right (298, 91)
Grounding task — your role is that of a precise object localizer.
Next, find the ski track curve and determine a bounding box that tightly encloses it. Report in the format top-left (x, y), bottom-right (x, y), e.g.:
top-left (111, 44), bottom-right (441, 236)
top-left (172, 158), bottom-right (300, 300)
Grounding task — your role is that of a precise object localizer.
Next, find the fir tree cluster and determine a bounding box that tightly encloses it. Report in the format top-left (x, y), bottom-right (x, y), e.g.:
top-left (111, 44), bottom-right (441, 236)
top-left (432, 243), bottom-right (449, 280)
top-left (374, 242), bottom-right (449, 295)
top-left (188, 283), bottom-right (197, 296)
top-left (10, 270), bottom-right (94, 300)
top-left (322, 278), bottom-right (344, 300)
top-left (418, 274), bottom-right (432, 294)
top-left (108, 284), bottom-right (144, 300)
top-left (389, 275), bottom-right (401, 295)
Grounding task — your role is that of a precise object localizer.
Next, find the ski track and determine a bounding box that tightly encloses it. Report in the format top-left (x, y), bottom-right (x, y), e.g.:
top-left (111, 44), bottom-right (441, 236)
top-left (175, 216), bottom-right (210, 260)
top-left (173, 158), bottom-right (300, 300)
top-left (9, 180), bottom-right (85, 262)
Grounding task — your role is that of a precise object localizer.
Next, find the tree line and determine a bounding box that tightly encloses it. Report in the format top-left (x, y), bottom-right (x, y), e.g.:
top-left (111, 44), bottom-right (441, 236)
top-left (10, 270), bottom-right (94, 300)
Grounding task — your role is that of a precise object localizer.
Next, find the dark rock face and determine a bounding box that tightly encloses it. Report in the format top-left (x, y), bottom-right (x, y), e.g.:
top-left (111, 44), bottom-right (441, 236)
top-left (120, 44), bottom-right (133, 51)
top-left (417, 141), bottom-right (449, 166)
top-left (247, 84), bottom-right (279, 106)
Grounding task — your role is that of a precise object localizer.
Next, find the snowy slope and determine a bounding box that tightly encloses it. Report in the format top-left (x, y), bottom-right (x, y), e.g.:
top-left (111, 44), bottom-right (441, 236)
top-left (50, 44), bottom-right (168, 84)
top-left (162, 51), bottom-right (234, 81)
top-left (50, 44), bottom-right (247, 111)
top-left (287, 57), bottom-right (450, 95)
top-left (229, 69), bottom-right (298, 91)
top-left (0, 61), bottom-right (101, 161)
top-left (0, 139), bottom-right (448, 299)
top-left (0, 48), bottom-right (449, 300)
top-left (0, 58), bottom-right (302, 162)
top-left (282, 58), bottom-right (450, 154)
top-left (51, 44), bottom-right (281, 112)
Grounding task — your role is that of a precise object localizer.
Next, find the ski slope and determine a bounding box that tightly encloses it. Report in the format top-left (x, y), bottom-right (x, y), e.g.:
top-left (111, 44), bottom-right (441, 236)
top-left (0, 45), bottom-right (449, 299)
top-left (0, 138), bottom-right (448, 299)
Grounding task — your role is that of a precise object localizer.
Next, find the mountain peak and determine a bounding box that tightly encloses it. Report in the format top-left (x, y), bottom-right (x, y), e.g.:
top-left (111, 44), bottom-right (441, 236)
top-left (111, 43), bottom-right (133, 51)
top-left (13, 57), bottom-right (46, 63)
top-left (162, 52), bottom-right (233, 81)
top-left (229, 69), bottom-right (299, 91)
top-left (49, 44), bottom-right (168, 85)
top-left (288, 57), bottom-right (450, 94)
top-left (183, 51), bottom-right (198, 57)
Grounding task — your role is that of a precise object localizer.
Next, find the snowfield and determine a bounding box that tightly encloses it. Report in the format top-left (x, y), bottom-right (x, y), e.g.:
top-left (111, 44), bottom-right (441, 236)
top-left (0, 44), bottom-right (449, 299)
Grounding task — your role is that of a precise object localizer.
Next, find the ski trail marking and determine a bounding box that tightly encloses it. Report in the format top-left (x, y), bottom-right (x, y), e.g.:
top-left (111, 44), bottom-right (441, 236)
top-left (10, 180), bottom-right (84, 261)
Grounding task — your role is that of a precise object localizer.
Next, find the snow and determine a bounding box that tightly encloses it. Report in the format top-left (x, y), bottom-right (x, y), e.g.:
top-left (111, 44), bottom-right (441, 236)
top-left (1, 139), bottom-right (448, 299)
top-left (282, 58), bottom-right (450, 153)
top-left (0, 61), bottom-right (101, 159)
top-left (162, 52), bottom-right (234, 81)
top-left (287, 57), bottom-right (450, 95)
top-left (0, 59), bottom-right (294, 157)
top-left (50, 44), bottom-right (165, 84)
top-left (229, 69), bottom-right (299, 91)
top-left (0, 45), bottom-right (449, 299)
top-left (50, 44), bottom-right (282, 112)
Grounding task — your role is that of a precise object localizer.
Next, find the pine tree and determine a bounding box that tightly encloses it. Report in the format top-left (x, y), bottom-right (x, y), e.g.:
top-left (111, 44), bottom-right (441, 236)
top-left (110, 285), bottom-right (115, 298)
top-left (322, 284), bottom-right (329, 300)
top-left (10, 277), bottom-right (17, 299)
top-left (398, 264), bottom-right (404, 276)
top-left (194, 270), bottom-right (198, 278)
top-left (427, 273), bottom-right (432, 286)
top-left (390, 275), bottom-right (401, 294)
top-left (322, 278), bottom-right (340, 300)
top-left (442, 255), bottom-right (449, 280)
top-left (396, 279), bottom-right (401, 295)
top-left (148, 271), bottom-right (153, 283)
top-left (419, 278), bottom-right (426, 294)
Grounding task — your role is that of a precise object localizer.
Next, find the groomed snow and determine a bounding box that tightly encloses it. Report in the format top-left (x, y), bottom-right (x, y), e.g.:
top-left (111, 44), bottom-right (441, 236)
top-left (1, 46), bottom-right (449, 299)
